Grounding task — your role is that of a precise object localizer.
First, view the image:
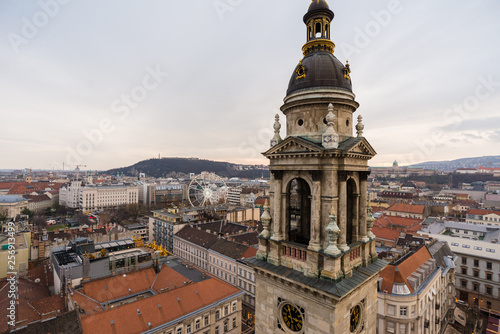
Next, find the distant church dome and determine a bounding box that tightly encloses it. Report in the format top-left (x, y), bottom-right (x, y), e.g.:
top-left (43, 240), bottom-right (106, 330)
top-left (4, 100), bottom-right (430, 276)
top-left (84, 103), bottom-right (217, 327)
top-left (286, 0), bottom-right (352, 96)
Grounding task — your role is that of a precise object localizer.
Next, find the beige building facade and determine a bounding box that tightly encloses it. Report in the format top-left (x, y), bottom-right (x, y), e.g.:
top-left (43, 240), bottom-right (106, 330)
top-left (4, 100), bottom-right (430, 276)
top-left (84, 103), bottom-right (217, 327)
top-left (377, 243), bottom-right (456, 334)
top-left (0, 232), bottom-right (30, 278)
top-left (0, 195), bottom-right (29, 219)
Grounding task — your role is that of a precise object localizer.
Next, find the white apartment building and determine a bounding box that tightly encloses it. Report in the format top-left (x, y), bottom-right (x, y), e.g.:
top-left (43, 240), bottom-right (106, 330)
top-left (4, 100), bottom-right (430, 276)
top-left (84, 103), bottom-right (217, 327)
top-left (58, 181), bottom-right (82, 208)
top-left (237, 260), bottom-right (256, 322)
top-left (228, 187), bottom-right (242, 206)
top-left (377, 243), bottom-right (456, 334)
top-left (427, 234), bottom-right (500, 314)
top-left (173, 225), bottom-right (219, 270)
top-left (59, 182), bottom-right (138, 211)
top-left (466, 209), bottom-right (500, 226)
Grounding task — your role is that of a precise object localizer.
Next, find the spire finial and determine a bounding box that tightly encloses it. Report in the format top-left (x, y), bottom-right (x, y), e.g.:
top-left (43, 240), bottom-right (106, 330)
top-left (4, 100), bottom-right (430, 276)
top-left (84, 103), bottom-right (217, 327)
top-left (270, 114), bottom-right (282, 147)
top-left (322, 104), bottom-right (339, 149)
top-left (356, 115), bottom-right (364, 137)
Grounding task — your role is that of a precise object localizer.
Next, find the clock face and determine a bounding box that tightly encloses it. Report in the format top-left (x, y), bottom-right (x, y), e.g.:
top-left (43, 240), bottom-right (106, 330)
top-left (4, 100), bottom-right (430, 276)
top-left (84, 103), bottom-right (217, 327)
top-left (350, 305), bottom-right (361, 332)
top-left (281, 303), bottom-right (303, 332)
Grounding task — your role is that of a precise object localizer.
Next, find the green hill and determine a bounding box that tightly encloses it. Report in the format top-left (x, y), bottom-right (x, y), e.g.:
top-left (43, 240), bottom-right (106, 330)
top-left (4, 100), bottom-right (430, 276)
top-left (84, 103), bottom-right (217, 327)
top-left (106, 158), bottom-right (269, 179)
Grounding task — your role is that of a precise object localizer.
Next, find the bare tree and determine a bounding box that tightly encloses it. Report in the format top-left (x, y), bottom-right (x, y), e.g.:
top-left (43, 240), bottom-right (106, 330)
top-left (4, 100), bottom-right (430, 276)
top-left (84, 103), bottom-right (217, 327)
top-left (0, 208), bottom-right (8, 223)
top-left (33, 215), bottom-right (46, 231)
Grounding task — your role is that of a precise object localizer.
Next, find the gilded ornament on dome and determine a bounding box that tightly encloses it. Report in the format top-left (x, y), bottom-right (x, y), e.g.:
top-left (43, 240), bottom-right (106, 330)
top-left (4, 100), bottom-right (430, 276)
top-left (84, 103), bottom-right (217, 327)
top-left (295, 61), bottom-right (307, 80)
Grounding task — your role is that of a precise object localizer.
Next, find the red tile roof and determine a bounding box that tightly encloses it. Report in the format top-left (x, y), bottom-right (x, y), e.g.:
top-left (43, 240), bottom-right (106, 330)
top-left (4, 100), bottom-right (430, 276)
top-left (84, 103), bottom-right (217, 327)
top-left (372, 215), bottom-right (423, 244)
top-left (372, 226), bottom-right (401, 243)
top-left (379, 246), bottom-right (432, 294)
top-left (80, 278), bottom-right (241, 334)
top-left (0, 278), bottom-right (64, 333)
top-left (375, 215), bottom-right (422, 231)
top-left (81, 268), bottom-right (157, 303)
top-left (2, 182), bottom-right (62, 195)
top-left (468, 208), bottom-right (500, 216)
top-left (23, 194), bottom-right (52, 202)
top-left (387, 203), bottom-right (425, 215)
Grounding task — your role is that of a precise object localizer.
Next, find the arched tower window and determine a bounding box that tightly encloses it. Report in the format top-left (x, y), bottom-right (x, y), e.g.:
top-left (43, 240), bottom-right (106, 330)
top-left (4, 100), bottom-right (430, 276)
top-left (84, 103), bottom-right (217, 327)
top-left (287, 178), bottom-right (311, 246)
top-left (315, 22), bottom-right (322, 38)
top-left (346, 178), bottom-right (358, 245)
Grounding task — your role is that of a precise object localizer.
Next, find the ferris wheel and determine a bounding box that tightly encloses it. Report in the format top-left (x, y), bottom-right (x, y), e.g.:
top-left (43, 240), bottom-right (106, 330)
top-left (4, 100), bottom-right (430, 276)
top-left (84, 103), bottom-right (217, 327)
top-left (188, 173), bottom-right (227, 207)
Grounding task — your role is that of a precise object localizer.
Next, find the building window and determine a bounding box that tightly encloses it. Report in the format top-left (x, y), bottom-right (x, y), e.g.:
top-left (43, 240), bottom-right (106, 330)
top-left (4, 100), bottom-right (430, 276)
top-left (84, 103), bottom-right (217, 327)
top-left (187, 324), bottom-right (191, 334)
top-left (487, 287), bottom-right (492, 295)
top-left (487, 273), bottom-right (492, 280)
top-left (232, 302), bottom-right (237, 312)
top-left (462, 268), bottom-right (467, 275)
top-left (233, 317), bottom-right (236, 328)
top-left (473, 284), bottom-right (479, 292)
top-left (487, 301), bottom-right (492, 309)
top-left (177, 328), bottom-right (182, 334)
top-left (216, 310), bottom-right (220, 320)
top-left (400, 307), bottom-right (407, 316)
top-left (487, 262), bottom-right (492, 270)
top-left (224, 321), bottom-right (228, 332)
top-left (195, 319), bottom-right (200, 330)
top-left (461, 280), bottom-right (467, 288)
top-left (474, 259), bottom-right (479, 267)
top-left (204, 315), bottom-right (209, 326)
top-left (215, 326), bottom-right (219, 334)
top-left (474, 270), bottom-right (479, 278)
top-left (224, 305), bottom-right (229, 316)
top-left (462, 257), bottom-right (467, 265)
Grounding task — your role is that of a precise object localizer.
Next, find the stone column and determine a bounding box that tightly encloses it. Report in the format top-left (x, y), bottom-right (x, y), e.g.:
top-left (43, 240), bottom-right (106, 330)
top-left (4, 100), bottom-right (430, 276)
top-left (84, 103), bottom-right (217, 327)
top-left (271, 171), bottom-right (284, 241)
top-left (359, 171), bottom-right (369, 242)
top-left (308, 171), bottom-right (322, 251)
top-left (353, 194), bottom-right (360, 242)
top-left (338, 171), bottom-right (349, 252)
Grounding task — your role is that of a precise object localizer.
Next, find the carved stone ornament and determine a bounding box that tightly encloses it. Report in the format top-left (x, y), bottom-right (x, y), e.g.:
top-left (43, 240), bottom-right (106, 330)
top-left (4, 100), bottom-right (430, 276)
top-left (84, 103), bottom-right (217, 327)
top-left (366, 206), bottom-right (375, 240)
top-left (324, 207), bottom-right (341, 256)
top-left (270, 114), bottom-right (283, 147)
top-left (260, 200), bottom-right (271, 238)
top-left (322, 104), bottom-right (339, 149)
top-left (356, 115), bottom-right (364, 137)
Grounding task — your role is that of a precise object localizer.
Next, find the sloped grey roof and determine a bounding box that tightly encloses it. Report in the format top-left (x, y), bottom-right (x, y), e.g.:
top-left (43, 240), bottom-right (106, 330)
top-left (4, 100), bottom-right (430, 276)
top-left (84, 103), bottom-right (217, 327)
top-left (246, 257), bottom-right (387, 298)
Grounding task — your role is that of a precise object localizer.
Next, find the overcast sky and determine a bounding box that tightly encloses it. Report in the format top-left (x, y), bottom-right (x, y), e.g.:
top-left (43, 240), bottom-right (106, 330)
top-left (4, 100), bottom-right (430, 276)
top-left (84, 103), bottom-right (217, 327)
top-left (1, 0), bottom-right (500, 171)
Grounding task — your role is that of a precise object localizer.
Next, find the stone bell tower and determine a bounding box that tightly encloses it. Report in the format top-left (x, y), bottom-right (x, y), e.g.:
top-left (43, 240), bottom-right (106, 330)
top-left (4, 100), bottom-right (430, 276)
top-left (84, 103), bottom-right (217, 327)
top-left (246, 1), bottom-right (387, 333)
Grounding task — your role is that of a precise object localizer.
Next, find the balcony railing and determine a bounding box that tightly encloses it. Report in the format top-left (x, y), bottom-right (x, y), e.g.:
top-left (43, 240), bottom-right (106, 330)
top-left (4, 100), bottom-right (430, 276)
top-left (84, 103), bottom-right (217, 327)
top-left (283, 245), bottom-right (307, 262)
top-left (350, 246), bottom-right (361, 261)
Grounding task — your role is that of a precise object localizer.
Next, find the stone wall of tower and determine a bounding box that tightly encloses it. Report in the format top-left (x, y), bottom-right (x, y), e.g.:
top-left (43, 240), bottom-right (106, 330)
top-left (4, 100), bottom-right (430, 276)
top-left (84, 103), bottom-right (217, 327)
top-left (254, 269), bottom-right (379, 334)
top-left (282, 91), bottom-right (359, 141)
